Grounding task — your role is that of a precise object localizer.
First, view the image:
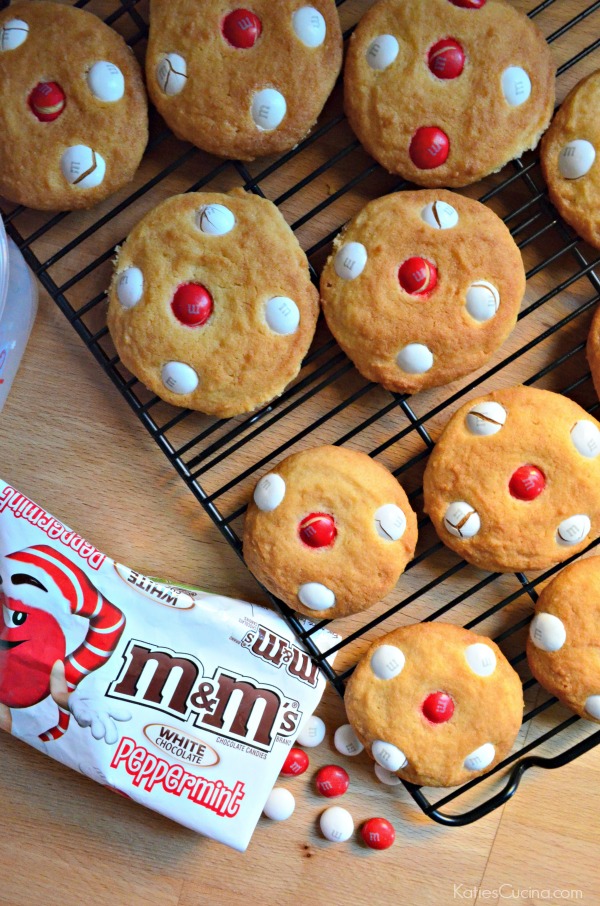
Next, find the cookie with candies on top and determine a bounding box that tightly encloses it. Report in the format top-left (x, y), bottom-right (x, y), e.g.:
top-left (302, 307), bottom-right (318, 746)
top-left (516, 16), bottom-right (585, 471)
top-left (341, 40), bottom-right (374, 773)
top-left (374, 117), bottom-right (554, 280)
top-left (0, 2), bottom-right (147, 211)
top-left (343, 0), bottom-right (555, 187)
top-left (146, 0), bottom-right (343, 161)
top-left (541, 70), bottom-right (600, 249)
top-left (319, 189), bottom-right (525, 394)
top-left (527, 557), bottom-right (600, 723)
top-left (243, 445), bottom-right (418, 620)
top-left (345, 622), bottom-right (524, 787)
top-left (107, 189), bottom-right (319, 417)
top-left (423, 385), bottom-right (600, 573)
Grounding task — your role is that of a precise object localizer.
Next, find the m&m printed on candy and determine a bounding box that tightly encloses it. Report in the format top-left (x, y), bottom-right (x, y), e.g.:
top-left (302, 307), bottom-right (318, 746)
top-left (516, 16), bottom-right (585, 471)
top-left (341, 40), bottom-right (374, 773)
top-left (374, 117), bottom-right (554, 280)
top-left (398, 257), bottom-right (437, 295)
top-left (409, 126), bottom-right (450, 170)
top-left (333, 723), bottom-right (364, 757)
top-left (366, 34), bottom-right (399, 71)
top-left (28, 82), bottom-right (66, 122)
top-left (296, 714), bottom-right (326, 747)
top-left (0, 18), bottom-right (29, 51)
top-left (315, 765), bottom-right (350, 798)
top-left (280, 747), bottom-right (309, 776)
top-left (299, 512), bottom-right (337, 548)
top-left (361, 817), bottom-right (395, 850)
top-left (87, 61), bottom-right (125, 102)
top-left (222, 9), bottom-right (262, 48)
top-left (171, 283), bottom-right (214, 327)
top-left (422, 690), bottom-right (455, 723)
top-left (319, 806), bottom-right (354, 842)
top-left (509, 464), bottom-right (545, 501)
top-left (428, 38), bottom-right (465, 80)
top-left (251, 88), bottom-right (287, 131)
top-left (157, 53), bottom-right (187, 96)
top-left (60, 145), bottom-right (106, 189)
top-left (558, 140), bottom-right (596, 179)
top-left (292, 7), bottom-right (326, 48)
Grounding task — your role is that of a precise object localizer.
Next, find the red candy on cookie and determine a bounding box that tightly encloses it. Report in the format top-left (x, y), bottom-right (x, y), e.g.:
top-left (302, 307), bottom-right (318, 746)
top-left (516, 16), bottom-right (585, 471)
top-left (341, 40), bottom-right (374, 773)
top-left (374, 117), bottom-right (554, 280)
top-left (398, 257), bottom-right (438, 295)
top-left (509, 464), bottom-right (546, 501)
top-left (171, 283), bottom-right (214, 327)
top-left (428, 38), bottom-right (465, 80)
top-left (222, 9), bottom-right (262, 48)
top-left (409, 127), bottom-right (450, 170)
top-left (422, 690), bottom-right (455, 723)
top-left (28, 81), bottom-right (66, 122)
top-left (299, 513), bottom-right (337, 548)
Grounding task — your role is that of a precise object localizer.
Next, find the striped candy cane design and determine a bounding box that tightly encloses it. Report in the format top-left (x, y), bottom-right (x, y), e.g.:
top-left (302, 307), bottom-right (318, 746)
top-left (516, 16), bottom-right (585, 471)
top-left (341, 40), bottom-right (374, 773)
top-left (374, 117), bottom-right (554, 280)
top-left (6, 544), bottom-right (125, 742)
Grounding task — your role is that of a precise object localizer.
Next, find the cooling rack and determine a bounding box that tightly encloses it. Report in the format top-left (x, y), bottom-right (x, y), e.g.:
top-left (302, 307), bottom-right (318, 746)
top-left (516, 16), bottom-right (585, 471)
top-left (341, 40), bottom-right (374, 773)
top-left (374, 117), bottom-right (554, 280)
top-left (3, 0), bottom-right (600, 826)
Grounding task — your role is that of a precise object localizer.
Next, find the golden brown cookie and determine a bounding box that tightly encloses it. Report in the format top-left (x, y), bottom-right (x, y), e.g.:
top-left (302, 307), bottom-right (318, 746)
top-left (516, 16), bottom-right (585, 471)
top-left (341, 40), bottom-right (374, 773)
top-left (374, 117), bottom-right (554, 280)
top-left (107, 189), bottom-right (319, 417)
top-left (345, 623), bottom-right (524, 787)
top-left (541, 70), bottom-right (600, 249)
top-left (0, 2), bottom-right (147, 211)
top-left (587, 305), bottom-right (600, 401)
top-left (527, 557), bottom-right (600, 723)
top-left (146, 0), bottom-right (343, 161)
top-left (344, 0), bottom-right (555, 187)
top-left (319, 190), bottom-right (525, 394)
top-left (243, 445), bottom-right (418, 619)
top-left (423, 385), bottom-right (600, 573)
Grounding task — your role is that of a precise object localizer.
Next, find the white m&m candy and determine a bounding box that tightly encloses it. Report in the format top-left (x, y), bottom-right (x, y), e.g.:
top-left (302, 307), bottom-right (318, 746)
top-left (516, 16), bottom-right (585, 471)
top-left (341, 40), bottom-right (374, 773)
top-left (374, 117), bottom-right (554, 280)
top-left (161, 361), bottom-right (199, 395)
top-left (465, 643), bottom-right (497, 677)
top-left (374, 504), bottom-right (406, 541)
top-left (374, 764), bottom-right (402, 785)
top-left (253, 473), bottom-right (286, 512)
top-left (251, 88), bottom-right (286, 131)
top-left (263, 787), bottom-right (295, 821)
top-left (558, 140), bottom-right (596, 179)
top-left (396, 343), bottom-right (433, 374)
top-left (556, 514), bottom-right (590, 546)
top-left (265, 297), bottom-right (300, 335)
top-left (444, 501), bottom-right (481, 539)
top-left (529, 612), bottom-right (566, 652)
top-left (366, 34), bottom-right (399, 71)
top-left (297, 715), bottom-right (326, 748)
top-left (0, 18), bottom-right (28, 51)
top-left (298, 582), bottom-right (336, 612)
top-left (421, 200), bottom-right (459, 230)
top-left (372, 740), bottom-right (408, 772)
top-left (501, 67), bottom-right (531, 107)
top-left (334, 242), bottom-right (367, 280)
top-left (464, 742), bottom-right (495, 772)
top-left (116, 267), bottom-right (143, 309)
top-left (466, 401), bottom-right (507, 436)
top-left (292, 7), bottom-right (326, 48)
top-left (465, 281), bottom-right (500, 322)
top-left (370, 644), bottom-right (405, 680)
top-left (196, 203), bottom-right (235, 235)
top-left (87, 61), bottom-right (124, 102)
top-left (157, 53), bottom-right (187, 96)
top-left (61, 146), bottom-right (106, 189)
top-left (334, 724), bottom-right (364, 756)
top-left (320, 806), bottom-right (354, 842)
top-left (570, 420), bottom-right (600, 458)
top-left (584, 696), bottom-right (600, 720)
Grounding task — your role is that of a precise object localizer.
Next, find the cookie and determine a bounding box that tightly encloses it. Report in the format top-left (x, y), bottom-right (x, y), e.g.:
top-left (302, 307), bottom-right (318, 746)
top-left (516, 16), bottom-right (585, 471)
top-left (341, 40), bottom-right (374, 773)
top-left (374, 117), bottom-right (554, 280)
top-left (319, 189), bottom-right (525, 394)
top-left (0, 2), bottom-right (147, 211)
top-left (527, 557), bottom-right (600, 723)
top-left (587, 305), bottom-right (600, 400)
top-left (423, 385), bottom-right (600, 573)
top-left (146, 0), bottom-right (343, 161)
top-left (541, 71), bottom-right (600, 249)
top-left (107, 190), bottom-right (319, 417)
top-left (345, 622), bottom-right (524, 787)
top-left (243, 445), bottom-right (418, 619)
top-left (344, 0), bottom-right (555, 187)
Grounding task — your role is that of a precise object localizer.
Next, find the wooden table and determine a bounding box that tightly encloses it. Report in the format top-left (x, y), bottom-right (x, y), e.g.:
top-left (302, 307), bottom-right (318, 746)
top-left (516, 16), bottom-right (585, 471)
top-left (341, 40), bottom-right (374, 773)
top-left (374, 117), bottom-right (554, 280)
top-left (1, 1), bottom-right (600, 903)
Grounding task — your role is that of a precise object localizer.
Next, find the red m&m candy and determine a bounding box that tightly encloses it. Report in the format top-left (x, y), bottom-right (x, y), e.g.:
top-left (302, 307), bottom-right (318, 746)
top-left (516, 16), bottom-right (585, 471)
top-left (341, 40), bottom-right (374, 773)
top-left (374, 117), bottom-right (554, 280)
top-left (509, 464), bottom-right (546, 501)
top-left (171, 283), bottom-right (213, 327)
top-left (299, 512), bottom-right (337, 548)
top-left (422, 691), bottom-right (455, 723)
top-left (409, 126), bottom-right (450, 169)
top-left (222, 9), bottom-right (262, 48)
top-left (398, 257), bottom-right (437, 295)
top-left (428, 38), bottom-right (465, 80)
top-left (28, 81), bottom-right (66, 122)
top-left (315, 765), bottom-right (350, 798)
top-left (361, 817), bottom-right (395, 850)
top-left (449, 0), bottom-right (486, 7)
top-left (280, 747), bottom-right (309, 776)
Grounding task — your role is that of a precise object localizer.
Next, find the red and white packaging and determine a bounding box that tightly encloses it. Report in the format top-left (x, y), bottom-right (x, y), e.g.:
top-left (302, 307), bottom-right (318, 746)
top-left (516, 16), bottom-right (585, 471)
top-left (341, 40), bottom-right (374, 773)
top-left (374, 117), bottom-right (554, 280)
top-left (0, 479), bottom-right (339, 850)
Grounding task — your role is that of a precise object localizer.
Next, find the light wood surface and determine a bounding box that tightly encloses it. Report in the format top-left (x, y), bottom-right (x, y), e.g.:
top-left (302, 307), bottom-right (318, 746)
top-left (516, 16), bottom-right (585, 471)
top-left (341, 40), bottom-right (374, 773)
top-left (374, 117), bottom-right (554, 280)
top-left (1, 0), bottom-right (600, 904)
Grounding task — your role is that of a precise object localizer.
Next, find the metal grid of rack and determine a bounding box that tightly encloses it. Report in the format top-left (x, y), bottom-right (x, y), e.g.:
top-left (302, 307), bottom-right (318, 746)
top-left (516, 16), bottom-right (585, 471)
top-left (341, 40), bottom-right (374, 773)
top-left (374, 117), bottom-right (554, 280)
top-left (3, 0), bottom-right (600, 825)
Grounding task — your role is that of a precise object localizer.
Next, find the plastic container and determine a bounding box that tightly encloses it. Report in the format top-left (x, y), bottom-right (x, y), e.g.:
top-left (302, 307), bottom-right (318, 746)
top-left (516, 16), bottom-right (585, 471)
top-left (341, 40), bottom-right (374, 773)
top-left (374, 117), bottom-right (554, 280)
top-left (0, 216), bottom-right (38, 412)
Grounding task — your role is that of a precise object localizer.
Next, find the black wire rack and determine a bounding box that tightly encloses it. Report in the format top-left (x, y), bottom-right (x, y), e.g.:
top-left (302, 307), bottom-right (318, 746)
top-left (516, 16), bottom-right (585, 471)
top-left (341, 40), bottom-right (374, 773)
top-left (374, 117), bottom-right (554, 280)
top-left (3, 0), bottom-right (600, 826)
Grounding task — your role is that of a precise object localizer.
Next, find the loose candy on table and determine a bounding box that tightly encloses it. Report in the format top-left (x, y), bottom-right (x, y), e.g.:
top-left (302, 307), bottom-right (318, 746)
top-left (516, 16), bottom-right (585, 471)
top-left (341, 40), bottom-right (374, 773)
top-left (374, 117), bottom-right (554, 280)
top-left (361, 817), bottom-right (395, 850)
top-left (319, 806), bottom-right (354, 842)
top-left (263, 787), bottom-right (296, 821)
top-left (280, 747), bottom-right (309, 777)
top-left (315, 765), bottom-right (350, 798)
top-left (296, 714), bottom-right (326, 748)
top-left (333, 723), bottom-right (364, 757)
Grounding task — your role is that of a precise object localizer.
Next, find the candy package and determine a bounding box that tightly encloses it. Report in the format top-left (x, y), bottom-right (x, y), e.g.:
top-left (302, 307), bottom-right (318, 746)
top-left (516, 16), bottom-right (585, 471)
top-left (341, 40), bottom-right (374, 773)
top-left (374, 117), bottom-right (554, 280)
top-left (0, 479), bottom-right (339, 850)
